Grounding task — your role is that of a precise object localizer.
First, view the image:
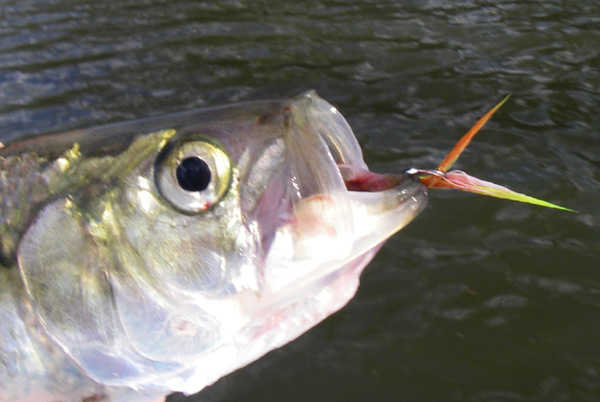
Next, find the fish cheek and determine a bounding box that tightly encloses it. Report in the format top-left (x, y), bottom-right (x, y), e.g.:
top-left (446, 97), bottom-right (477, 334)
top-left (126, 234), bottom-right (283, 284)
top-left (17, 199), bottom-right (120, 363)
top-left (16, 197), bottom-right (220, 385)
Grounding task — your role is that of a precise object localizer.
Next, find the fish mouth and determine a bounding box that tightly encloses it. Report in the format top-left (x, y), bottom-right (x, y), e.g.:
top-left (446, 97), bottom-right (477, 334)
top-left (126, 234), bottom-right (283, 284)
top-left (259, 91), bottom-right (428, 294)
top-left (231, 92), bottom-right (427, 374)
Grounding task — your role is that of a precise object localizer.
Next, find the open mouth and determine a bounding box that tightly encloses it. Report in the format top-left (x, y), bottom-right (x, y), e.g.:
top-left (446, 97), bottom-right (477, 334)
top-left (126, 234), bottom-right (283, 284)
top-left (257, 91), bottom-right (428, 294)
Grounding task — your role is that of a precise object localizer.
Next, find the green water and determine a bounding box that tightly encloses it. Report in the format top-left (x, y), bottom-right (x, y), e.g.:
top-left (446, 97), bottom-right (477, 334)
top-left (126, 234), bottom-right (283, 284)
top-left (1, 1), bottom-right (598, 401)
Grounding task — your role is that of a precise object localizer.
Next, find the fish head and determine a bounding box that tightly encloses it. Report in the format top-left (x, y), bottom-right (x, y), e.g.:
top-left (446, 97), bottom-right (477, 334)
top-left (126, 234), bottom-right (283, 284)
top-left (16, 91), bottom-right (427, 397)
top-left (137, 90), bottom-right (428, 391)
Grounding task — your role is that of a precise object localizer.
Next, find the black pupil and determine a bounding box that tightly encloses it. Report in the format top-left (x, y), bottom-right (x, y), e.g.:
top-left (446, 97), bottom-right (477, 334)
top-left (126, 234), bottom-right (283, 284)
top-left (176, 157), bottom-right (211, 192)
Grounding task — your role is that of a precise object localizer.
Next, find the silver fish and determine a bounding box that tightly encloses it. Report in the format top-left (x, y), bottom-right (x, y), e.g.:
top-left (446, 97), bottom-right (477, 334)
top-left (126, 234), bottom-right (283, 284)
top-left (0, 91), bottom-right (427, 402)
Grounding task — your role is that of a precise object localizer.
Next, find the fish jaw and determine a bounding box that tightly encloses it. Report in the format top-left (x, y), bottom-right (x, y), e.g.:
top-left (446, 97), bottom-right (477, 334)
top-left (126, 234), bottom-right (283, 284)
top-left (261, 173), bottom-right (427, 294)
top-left (209, 93), bottom-right (428, 391)
top-left (227, 177), bottom-right (427, 385)
top-left (257, 91), bottom-right (428, 295)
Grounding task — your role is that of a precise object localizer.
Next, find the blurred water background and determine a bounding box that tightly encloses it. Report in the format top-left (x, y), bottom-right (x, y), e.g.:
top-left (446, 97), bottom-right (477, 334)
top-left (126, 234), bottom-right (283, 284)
top-left (1, 1), bottom-right (599, 401)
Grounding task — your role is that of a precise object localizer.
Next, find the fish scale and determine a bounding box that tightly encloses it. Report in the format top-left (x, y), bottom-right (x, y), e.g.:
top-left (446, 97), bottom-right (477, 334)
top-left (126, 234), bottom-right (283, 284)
top-left (0, 153), bottom-right (53, 262)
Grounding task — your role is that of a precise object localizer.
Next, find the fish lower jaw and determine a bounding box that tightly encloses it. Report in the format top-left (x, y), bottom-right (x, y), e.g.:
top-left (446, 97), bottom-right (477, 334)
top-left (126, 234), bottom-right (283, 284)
top-left (150, 246), bottom-right (381, 397)
top-left (246, 182), bottom-right (428, 342)
top-left (261, 178), bottom-right (427, 295)
top-left (224, 246), bottom-right (381, 383)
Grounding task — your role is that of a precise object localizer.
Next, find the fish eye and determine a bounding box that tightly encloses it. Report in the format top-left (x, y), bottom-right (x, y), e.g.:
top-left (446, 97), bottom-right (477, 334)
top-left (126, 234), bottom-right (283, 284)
top-left (156, 138), bottom-right (231, 213)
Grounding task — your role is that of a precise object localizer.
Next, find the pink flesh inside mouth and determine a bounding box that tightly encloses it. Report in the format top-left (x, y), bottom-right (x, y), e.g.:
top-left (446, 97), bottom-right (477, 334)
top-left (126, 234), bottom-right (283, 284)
top-left (337, 163), bottom-right (404, 192)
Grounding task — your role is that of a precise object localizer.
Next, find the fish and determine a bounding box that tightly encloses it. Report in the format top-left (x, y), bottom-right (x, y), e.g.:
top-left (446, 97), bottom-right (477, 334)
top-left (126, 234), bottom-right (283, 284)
top-left (0, 91), bottom-right (572, 402)
top-left (0, 91), bottom-right (428, 402)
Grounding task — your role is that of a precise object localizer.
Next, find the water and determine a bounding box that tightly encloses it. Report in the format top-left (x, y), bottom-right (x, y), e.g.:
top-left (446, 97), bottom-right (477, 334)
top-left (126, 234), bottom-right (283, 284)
top-left (1, 1), bottom-right (599, 401)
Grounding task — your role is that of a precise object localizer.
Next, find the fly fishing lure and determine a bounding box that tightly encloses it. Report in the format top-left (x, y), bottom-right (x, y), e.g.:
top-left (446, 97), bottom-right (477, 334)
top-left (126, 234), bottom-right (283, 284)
top-left (410, 95), bottom-right (575, 212)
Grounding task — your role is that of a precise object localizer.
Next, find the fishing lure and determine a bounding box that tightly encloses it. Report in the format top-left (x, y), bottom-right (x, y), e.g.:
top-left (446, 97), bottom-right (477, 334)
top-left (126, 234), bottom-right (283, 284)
top-left (409, 95), bottom-right (575, 212)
